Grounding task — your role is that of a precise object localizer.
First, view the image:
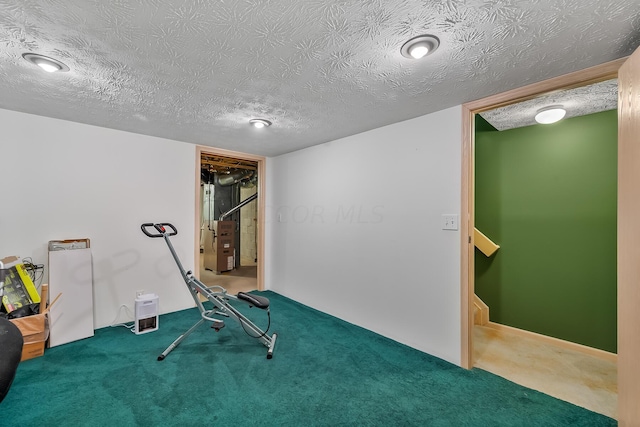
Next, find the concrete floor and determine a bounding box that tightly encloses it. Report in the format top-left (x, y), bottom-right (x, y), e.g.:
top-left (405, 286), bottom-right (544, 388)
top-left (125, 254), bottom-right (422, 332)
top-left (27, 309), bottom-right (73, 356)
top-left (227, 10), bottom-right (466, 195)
top-left (198, 262), bottom-right (257, 295)
top-left (473, 324), bottom-right (617, 419)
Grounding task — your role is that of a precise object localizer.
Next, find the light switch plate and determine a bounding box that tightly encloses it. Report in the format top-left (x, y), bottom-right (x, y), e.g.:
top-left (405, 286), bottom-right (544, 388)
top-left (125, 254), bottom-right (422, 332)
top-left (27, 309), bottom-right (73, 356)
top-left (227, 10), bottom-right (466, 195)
top-left (442, 214), bottom-right (459, 230)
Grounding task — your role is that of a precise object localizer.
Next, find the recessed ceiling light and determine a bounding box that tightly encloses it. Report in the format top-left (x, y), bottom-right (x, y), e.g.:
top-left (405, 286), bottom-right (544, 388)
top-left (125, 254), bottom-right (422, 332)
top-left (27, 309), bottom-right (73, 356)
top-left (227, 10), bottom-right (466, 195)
top-left (401, 35), bottom-right (440, 59)
top-left (249, 119), bottom-right (272, 129)
top-left (535, 106), bottom-right (566, 124)
top-left (22, 53), bottom-right (70, 73)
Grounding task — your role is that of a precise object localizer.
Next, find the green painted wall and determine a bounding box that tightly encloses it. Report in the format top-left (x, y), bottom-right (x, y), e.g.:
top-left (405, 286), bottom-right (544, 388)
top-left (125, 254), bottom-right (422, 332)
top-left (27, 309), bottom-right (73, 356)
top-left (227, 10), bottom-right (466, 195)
top-left (475, 110), bottom-right (617, 353)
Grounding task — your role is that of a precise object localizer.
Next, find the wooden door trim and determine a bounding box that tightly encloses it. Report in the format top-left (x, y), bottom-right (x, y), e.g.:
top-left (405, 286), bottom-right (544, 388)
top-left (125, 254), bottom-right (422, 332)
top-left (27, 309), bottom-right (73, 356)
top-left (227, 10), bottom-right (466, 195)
top-left (616, 47), bottom-right (640, 425)
top-left (460, 57), bottom-right (626, 369)
top-left (195, 145), bottom-right (266, 291)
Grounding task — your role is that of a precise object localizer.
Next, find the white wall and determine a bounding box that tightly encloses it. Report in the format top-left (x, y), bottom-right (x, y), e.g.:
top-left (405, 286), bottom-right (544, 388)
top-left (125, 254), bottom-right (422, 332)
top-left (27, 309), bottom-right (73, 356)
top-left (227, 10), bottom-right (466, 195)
top-left (1, 105), bottom-right (463, 363)
top-left (0, 108), bottom-right (196, 328)
top-left (266, 106), bottom-right (462, 365)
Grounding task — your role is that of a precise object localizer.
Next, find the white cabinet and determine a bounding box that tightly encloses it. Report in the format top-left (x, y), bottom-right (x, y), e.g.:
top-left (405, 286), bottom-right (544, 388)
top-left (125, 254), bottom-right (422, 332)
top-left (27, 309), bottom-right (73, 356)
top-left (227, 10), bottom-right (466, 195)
top-left (48, 247), bottom-right (94, 347)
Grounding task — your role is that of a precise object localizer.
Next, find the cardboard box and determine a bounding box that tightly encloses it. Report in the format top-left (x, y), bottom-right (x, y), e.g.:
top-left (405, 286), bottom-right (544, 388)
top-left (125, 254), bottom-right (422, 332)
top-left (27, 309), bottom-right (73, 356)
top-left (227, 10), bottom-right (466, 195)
top-left (11, 313), bottom-right (48, 361)
top-left (47, 239), bottom-right (90, 251)
top-left (20, 342), bottom-right (46, 360)
top-left (1, 255), bottom-right (21, 268)
top-left (9, 285), bottom-right (60, 361)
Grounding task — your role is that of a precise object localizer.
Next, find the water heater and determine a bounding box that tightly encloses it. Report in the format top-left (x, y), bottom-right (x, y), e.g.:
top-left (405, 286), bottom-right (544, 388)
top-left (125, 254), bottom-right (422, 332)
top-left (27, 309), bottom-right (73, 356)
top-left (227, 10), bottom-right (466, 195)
top-left (134, 293), bottom-right (159, 335)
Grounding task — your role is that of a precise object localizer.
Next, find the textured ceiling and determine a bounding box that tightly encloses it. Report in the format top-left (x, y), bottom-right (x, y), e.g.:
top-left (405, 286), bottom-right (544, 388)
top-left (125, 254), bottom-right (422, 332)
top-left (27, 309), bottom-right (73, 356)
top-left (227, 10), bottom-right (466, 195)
top-left (0, 1), bottom-right (639, 157)
top-left (480, 79), bottom-right (618, 131)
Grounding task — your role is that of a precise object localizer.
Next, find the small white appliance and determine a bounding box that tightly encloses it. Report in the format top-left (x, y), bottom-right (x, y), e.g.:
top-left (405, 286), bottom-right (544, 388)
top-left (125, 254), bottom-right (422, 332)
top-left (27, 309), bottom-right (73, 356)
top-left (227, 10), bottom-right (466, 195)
top-left (134, 293), bottom-right (159, 335)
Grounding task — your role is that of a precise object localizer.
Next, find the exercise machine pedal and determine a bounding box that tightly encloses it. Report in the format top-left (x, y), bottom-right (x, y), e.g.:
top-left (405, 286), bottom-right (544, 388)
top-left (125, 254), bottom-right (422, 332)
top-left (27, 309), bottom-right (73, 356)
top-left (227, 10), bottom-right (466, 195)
top-left (211, 320), bottom-right (225, 331)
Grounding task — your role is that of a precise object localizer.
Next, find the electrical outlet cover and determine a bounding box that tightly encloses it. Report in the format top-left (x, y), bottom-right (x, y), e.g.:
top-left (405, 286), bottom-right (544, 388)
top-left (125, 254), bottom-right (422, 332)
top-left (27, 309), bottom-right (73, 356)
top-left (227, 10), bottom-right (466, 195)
top-left (442, 214), bottom-right (459, 230)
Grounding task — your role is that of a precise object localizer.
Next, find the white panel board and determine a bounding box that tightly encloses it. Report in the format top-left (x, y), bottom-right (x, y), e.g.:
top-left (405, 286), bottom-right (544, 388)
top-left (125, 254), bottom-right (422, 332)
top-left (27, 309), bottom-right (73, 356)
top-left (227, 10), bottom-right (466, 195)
top-left (48, 248), bottom-right (94, 347)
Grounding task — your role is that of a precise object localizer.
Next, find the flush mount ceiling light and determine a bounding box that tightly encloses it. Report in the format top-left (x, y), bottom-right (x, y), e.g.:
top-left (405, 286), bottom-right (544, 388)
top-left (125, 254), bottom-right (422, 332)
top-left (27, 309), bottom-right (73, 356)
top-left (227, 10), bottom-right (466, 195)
top-left (534, 106), bottom-right (567, 124)
top-left (401, 35), bottom-right (440, 59)
top-left (22, 53), bottom-right (70, 73)
top-left (249, 118), bottom-right (272, 129)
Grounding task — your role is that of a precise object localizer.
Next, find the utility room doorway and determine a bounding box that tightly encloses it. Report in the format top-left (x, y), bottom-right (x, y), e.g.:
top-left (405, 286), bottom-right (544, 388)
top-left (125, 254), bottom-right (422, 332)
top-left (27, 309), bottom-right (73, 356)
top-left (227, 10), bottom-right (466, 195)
top-left (196, 147), bottom-right (266, 294)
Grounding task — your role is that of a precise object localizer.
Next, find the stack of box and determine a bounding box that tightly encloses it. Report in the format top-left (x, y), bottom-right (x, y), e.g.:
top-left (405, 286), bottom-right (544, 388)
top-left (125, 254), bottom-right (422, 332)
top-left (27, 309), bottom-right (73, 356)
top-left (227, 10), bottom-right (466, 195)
top-left (2, 255), bottom-right (60, 361)
top-left (204, 220), bottom-right (236, 273)
top-left (8, 284), bottom-right (59, 361)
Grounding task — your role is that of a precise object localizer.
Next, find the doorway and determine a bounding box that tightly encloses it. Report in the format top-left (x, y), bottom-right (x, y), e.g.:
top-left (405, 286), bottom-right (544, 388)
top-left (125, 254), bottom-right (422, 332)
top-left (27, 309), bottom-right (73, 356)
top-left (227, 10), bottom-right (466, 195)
top-left (459, 59), bottom-right (625, 414)
top-left (194, 146), bottom-right (266, 293)
top-left (471, 94), bottom-right (618, 416)
top-left (460, 57), bottom-right (624, 368)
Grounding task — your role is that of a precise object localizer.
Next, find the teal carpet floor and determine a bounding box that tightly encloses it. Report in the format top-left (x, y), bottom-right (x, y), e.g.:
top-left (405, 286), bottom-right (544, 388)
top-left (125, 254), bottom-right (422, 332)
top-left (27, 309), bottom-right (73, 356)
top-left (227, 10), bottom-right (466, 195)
top-left (3, 291), bottom-right (615, 426)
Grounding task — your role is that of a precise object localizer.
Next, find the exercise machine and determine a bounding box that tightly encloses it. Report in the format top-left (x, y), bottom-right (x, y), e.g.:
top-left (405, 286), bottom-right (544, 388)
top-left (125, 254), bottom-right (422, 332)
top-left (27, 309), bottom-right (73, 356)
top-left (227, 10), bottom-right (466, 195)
top-left (140, 223), bottom-right (277, 360)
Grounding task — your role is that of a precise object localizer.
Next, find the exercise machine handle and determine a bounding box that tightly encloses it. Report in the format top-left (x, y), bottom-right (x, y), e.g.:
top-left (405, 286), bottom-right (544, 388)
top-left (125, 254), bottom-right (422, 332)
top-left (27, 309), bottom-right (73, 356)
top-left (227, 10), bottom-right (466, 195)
top-left (141, 223), bottom-right (178, 238)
